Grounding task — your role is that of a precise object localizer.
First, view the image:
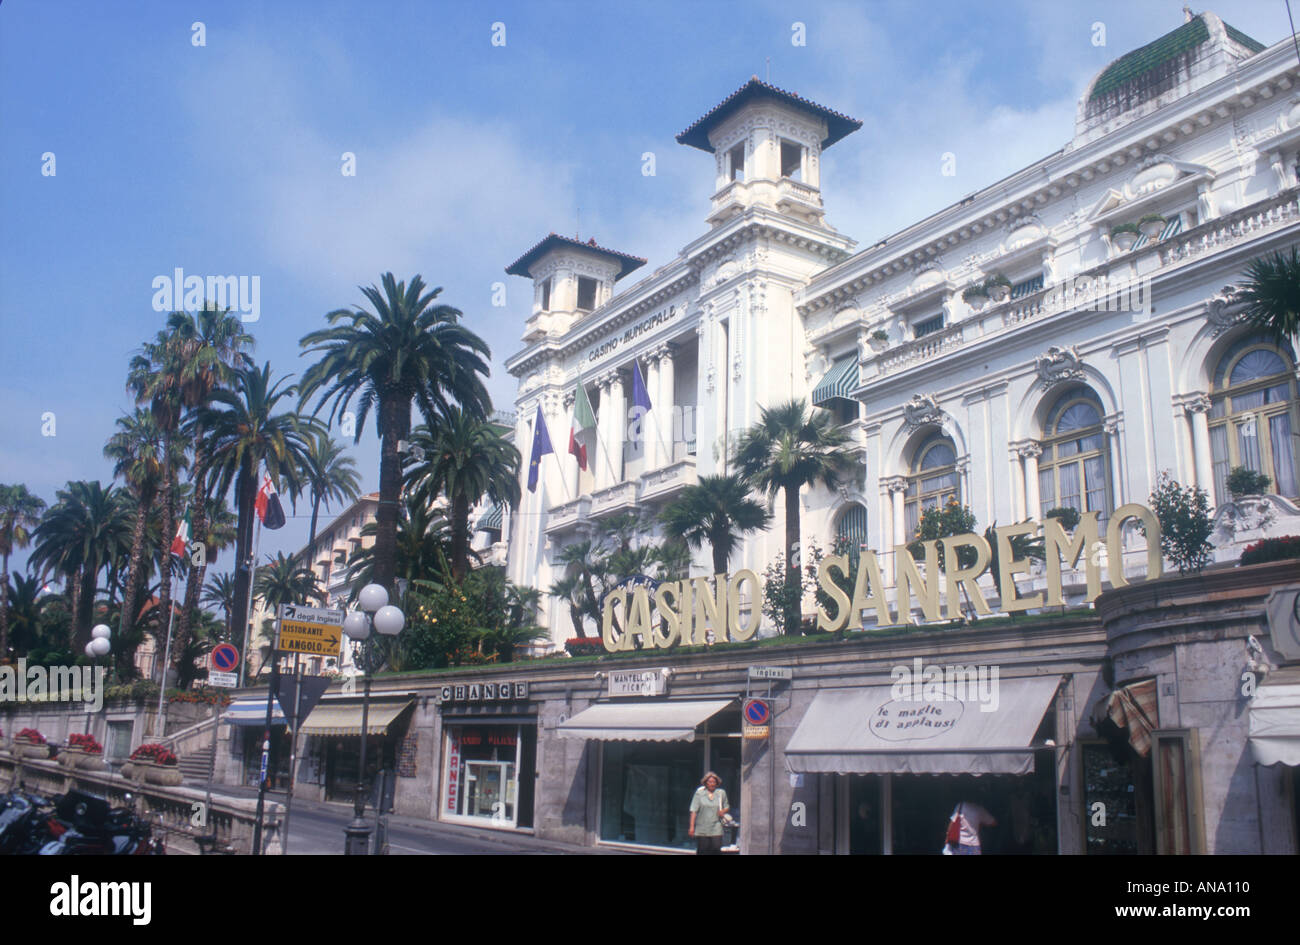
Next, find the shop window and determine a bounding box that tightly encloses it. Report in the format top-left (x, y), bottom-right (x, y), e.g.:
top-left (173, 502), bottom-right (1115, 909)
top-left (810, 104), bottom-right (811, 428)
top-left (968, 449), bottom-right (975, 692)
top-left (540, 277), bottom-right (551, 312)
top-left (728, 143), bottom-right (745, 182)
top-left (905, 434), bottom-right (960, 537)
top-left (1081, 741), bottom-right (1143, 854)
top-left (1038, 387), bottom-right (1110, 526)
top-left (913, 313), bottom-right (945, 338)
top-left (577, 276), bottom-right (597, 312)
top-left (1208, 336), bottom-right (1299, 502)
top-left (780, 139), bottom-right (803, 180)
top-left (442, 723), bottom-right (536, 829)
top-left (599, 712), bottom-right (740, 851)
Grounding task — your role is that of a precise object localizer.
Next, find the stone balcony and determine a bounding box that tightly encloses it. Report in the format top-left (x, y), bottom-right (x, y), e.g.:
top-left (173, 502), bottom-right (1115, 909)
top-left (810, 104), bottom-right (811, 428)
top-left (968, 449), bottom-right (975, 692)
top-left (708, 177), bottom-right (825, 226)
top-left (544, 496), bottom-right (588, 536)
top-left (865, 187), bottom-right (1300, 381)
top-left (639, 457), bottom-right (699, 504)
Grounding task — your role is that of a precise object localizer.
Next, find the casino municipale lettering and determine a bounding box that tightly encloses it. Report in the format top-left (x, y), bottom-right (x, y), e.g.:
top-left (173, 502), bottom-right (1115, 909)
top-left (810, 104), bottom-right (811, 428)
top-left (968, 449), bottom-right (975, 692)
top-left (600, 505), bottom-right (1163, 651)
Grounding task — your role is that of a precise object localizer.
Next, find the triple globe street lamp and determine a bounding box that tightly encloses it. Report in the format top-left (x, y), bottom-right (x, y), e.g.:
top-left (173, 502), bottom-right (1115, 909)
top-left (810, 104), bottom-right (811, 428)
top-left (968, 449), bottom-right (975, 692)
top-left (341, 583), bottom-right (404, 855)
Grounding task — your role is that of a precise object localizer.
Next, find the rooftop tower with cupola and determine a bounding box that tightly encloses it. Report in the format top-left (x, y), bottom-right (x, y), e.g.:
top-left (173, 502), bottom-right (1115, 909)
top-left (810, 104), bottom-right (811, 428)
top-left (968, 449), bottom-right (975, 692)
top-left (675, 76), bottom-right (863, 228)
top-left (505, 233), bottom-right (646, 342)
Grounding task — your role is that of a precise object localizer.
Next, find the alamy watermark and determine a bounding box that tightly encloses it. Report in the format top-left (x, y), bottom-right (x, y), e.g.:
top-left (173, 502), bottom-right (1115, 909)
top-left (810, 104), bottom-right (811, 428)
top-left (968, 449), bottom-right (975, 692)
top-left (890, 657), bottom-right (1000, 713)
top-left (0, 660), bottom-right (106, 713)
top-left (151, 268), bottom-right (260, 322)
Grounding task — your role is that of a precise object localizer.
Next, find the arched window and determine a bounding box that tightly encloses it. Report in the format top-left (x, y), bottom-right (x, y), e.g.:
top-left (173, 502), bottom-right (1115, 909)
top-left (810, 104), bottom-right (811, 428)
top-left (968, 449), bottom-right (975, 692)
top-left (835, 503), bottom-right (869, 558)
top-left (1039, 388), bottom-right (1110, 524)
top-left (1209, 336), bottom-right (1299, 502)
top-left (905, 434), bottom-right (959, 537)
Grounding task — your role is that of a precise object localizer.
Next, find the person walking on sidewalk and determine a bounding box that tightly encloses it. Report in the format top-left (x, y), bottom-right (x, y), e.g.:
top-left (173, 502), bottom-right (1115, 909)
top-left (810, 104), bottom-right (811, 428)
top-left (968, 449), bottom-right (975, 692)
top-left (688, 771), bottom-right (729, 855)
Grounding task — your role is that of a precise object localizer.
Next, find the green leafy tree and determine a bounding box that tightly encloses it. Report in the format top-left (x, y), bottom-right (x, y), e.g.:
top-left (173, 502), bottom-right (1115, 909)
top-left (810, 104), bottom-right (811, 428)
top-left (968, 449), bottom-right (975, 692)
top-left (300, 273), bottom-right (492, 598)
top-left (0, 483), bottom-right (46, 660)
top-left (300, 430), bottom-right (362, 557)
top-left (658, 474), bottom-right (771, 576)
top-left (203, 571), bottom-right (237, 639)
top-left (735, 400), bottom-right (855, 634)
top-left (345, 493), bottom-right (453, 593)
top-left (1239, 247), bottom-right (1300, 343)
top-left (1147, 472), bottom-right (1214, 574)
top-left (255, 552), bottom-right (326, 613)
top-left (405, 408), bottom-right (521, 581)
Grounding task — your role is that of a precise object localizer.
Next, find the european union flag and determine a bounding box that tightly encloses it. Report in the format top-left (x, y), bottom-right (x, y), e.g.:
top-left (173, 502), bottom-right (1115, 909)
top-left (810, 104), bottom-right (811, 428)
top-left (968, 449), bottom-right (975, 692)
top-left (527, 404), bottom-right (554, 493)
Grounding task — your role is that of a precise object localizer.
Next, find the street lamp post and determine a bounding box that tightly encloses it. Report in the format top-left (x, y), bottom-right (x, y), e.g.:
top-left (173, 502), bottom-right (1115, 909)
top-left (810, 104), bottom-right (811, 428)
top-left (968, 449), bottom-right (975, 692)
top-left (341, 584), bottom-right (404, 856)
top-left (84, 625), bottom-right (112, 745)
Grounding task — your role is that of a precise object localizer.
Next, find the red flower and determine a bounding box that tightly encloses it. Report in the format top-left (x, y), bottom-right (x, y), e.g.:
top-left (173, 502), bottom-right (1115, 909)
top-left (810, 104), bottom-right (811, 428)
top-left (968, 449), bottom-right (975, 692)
top-left (17, 728), bottom-right (46, 745)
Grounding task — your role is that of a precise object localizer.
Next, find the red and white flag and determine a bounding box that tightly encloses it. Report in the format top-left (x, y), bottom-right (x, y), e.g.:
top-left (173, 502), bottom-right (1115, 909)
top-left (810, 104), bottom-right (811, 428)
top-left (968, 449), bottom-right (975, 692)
top-left (255, 471), bottom-right (286, 530)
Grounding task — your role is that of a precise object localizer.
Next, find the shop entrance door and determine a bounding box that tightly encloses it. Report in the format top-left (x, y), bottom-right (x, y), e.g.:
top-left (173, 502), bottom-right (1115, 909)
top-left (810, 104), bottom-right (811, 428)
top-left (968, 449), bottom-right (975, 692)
top-left (464, 760), bottom-right (517, 826)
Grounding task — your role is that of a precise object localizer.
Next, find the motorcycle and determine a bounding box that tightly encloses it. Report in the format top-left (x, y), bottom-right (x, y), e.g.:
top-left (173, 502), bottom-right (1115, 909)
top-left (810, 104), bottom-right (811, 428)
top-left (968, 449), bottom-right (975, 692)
top-left (37, 790), bottom-right (165, 855)
top-left (0, 790), bottom-right (58, 855)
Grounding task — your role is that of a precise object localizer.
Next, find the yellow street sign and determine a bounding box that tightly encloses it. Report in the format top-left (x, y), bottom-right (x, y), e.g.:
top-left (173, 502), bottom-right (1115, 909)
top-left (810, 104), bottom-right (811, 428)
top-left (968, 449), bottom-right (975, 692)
top-left (276, 604), bottom-right (344, 658)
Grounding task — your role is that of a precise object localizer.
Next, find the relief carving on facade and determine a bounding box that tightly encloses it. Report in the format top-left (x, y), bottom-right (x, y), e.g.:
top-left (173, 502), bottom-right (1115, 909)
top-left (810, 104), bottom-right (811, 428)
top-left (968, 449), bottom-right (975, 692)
top-left (1205, 284), bottom-right (1250, 337)
top-left (902, 393), bottom-right (944, 432)
top-left (1034, 345), bottom-right (1086, 391)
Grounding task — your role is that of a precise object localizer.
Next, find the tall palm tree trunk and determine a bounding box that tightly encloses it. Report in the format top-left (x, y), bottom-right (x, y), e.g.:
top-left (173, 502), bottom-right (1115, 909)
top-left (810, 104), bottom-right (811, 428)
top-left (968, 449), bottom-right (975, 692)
top-left (308, 494), bottom-right (322, 559)
top-left (74, 561), bottom-right (96, 652)
top-left (374, 398), bottom-right (409, 595)
top-left (0, 550), bottom-right (11, 660)
top-left (67, 569), bottom-right (82, 651)
top-left (451, 492), bottom-right (470, 582)
top-left (229, 461), bottom-right (259, 658)
top-left (711, 532), bottom-right (729, 577)
top-left (117, 489), bottom-right (153, 678)
top-left (156, 463), bottom-right (176, 679)
top-left (784, 485), bottom-right (801, 634)
top-left (177, 445), bottom-right (212, 669)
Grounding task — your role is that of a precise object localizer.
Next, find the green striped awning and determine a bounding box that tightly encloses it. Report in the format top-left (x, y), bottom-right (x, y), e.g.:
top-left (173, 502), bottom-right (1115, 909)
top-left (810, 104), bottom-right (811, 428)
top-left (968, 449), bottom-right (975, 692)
top-left (476, 503), bottom-right (503, 532)
top-left (812, 355), bottom-right (858, 406)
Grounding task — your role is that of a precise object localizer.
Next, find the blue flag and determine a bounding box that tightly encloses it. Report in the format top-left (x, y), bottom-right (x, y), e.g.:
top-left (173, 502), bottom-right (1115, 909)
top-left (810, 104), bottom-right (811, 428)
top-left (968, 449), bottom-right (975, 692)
top-left (527, 405), bottom-right (554, 493)
top-left (632, 360), bottom-right (653, 414)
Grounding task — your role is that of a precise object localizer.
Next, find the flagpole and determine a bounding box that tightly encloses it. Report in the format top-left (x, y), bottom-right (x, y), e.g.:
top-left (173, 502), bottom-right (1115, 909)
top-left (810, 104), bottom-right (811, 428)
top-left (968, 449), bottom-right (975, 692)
top-left (153, 570), bottom-right (177, 737)
top-left (239, 516), bottom-right (262, 689)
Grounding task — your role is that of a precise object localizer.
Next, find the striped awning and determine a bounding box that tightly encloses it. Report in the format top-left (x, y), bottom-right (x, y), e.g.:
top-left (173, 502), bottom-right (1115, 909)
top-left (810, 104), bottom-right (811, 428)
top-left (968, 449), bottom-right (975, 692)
top-left (1093, 679), bottom-right (1159, 757)
top-left (812, 355), bottom-right (858, 405)
top-left (225, 698), bottom-right (287, 727)
top-left (299, 700), bottom-right (412, 737)
top-left (476, 503), bottom-right (503, 532)
top-left (1131, 216), bottom-right (1182, 251)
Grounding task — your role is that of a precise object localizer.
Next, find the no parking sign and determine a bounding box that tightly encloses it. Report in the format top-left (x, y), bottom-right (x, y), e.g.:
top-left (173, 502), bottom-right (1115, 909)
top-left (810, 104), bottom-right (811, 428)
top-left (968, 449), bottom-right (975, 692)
top-left (743, 698), bottom-right (770, 739)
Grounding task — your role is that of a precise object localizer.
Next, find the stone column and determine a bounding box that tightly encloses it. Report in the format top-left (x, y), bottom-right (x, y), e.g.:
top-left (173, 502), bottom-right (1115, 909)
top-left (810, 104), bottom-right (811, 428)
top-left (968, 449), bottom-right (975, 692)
top-left (609, 370), bottom-right (626, 484)
top-left (658, 344), bottom-right (676, 466)
top-left (1187, 394), bottom-right (1215, 501)
top-left (1104, 417), bottom-right (1124, 509)
top-left (1009, 446), bottom-right (1026, 520)
top-left (1019, 444), bottom-right (1043, 520)
top-left (884, 476), bottom-right (908, 583)
top-left (644, 355), bottom-right (660, 469)
top-left (596, 374), bottom-right (613, 491)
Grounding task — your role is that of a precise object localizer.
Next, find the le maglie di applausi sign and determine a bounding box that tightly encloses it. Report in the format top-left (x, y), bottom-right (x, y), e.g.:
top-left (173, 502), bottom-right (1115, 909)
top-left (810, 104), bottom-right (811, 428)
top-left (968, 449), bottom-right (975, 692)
top-left (600, 505), bottom-right (1164, 653)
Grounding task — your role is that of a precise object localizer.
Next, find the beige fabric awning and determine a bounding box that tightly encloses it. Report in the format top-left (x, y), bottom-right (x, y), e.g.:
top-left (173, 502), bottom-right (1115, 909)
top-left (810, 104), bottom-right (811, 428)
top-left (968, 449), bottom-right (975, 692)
top-left (1249, 670), bottom-right (1300, 767)
top-left (300, 700), bottom-right (412, 736)
top-left (785, 676), bottom-right (1062, 776)
top-left (557, 700), bottom-right (733, 742)
top-left (1093, 679), bottom-right (1159, 757)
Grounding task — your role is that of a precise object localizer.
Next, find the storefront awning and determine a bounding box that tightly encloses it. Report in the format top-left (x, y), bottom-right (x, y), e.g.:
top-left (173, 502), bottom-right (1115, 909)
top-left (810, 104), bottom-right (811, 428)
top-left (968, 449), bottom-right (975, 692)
top-left (1093, 679), bottom-right (1159, 757)
top-left (225, 698), bottom-right (287, 727)
top-left (300, 700), bottom-right (412, 737)
top-left (811, 355), bottom-right (858, 406)
top-left (1249, 671), bottom-right (1300, 766)
top-left (785, 676), bottom-right (1062, 776)
top-left (558, 699), bottom-right (733, 742)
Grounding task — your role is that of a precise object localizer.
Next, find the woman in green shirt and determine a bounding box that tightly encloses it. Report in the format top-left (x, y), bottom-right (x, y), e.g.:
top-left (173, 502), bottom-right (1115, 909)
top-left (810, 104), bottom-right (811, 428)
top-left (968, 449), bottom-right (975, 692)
top-left (688, 771), bottom-right (729, 854)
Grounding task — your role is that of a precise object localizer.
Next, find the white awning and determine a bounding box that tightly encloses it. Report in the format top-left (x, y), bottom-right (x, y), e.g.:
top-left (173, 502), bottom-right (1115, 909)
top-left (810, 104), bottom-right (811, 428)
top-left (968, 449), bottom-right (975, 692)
top-left (1249, 671), bottom-right (1300, 767)
top-left (785, 676), bottom-right (1062, 775)
top-left (225, 698), bottom-right (286, 727)
top-left (557, 700), bottom-right (733, 742)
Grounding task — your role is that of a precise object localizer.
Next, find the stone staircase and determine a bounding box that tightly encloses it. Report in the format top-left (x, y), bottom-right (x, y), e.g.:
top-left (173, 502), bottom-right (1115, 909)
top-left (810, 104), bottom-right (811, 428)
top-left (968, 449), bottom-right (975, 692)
top-left (177, 744), bottom-right (215, 784)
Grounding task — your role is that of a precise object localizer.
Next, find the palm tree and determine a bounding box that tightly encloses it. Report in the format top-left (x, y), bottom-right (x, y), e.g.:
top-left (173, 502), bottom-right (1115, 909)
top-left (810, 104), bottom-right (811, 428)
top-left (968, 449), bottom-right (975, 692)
top-left (553, 539), bottom-right (605, 638)
top-left (4, 572), bottom-right (52, 656)
top-left (28, 481), bottom-right (132, 652)
top-left (734, 399), bottom-right (855, 634)
top-left (405, 408), bottom-right (521, 581)
top-left (345, 494), bottom-right (452, 595)
top-left (659, 474), bottom-right (771, 576)
top-left (549, 574), bottom-right (589, 641)
top-left (203, 362), bottom-right (318, 663)
top-left (300, 430), bottom-right (362, 557)
top-left (1239, 247), bottom-right (1300, 342)
top-left (0, 483), bottom-right (46, 659)
top-left (299, 273), bottom-right (492, 597)
top-left (255, 552), bottom-right (326, 613)
top-left (202, 571), bottom-right (237, 639)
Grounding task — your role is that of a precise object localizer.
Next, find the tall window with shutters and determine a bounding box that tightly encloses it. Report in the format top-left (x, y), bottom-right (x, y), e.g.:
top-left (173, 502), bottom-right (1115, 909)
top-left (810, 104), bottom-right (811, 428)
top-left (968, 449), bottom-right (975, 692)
top-left (1038, 388), bottom-right (1111, 526)
top-left (905, 435), bottom-right (960, 538)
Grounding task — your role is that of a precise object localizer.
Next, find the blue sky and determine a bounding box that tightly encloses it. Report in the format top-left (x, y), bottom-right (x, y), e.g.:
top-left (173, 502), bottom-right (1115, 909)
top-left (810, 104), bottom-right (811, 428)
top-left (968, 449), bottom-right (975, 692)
top-left (1, 0), bottom-right (1294, 576)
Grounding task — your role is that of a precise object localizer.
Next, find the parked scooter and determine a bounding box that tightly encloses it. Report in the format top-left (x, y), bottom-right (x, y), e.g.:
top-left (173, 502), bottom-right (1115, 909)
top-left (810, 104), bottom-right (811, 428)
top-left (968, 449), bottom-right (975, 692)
top-left (0, 790), bottom-right (58, 855)
top-left (37, 790), bottom-right (165, 855)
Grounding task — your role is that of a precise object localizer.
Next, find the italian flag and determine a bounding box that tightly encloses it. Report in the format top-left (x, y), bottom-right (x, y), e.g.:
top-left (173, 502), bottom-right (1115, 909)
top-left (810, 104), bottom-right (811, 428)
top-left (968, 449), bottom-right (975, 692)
top-left (569, 380), bottom-right (596, 471)
top-left (170, 508), bottom-right (191, 557)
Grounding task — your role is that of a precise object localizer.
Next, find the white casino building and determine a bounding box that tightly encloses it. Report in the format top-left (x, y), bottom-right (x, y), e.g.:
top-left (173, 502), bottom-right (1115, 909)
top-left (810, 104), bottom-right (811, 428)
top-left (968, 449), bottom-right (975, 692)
top-left (503, 11), bottom-right (1300, 649)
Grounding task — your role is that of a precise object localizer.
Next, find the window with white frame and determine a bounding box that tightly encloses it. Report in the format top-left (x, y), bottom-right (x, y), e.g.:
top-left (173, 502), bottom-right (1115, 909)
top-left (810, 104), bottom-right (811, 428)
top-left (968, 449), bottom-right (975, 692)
top-left (905, 434), bottom-right (960, 537)
top-left (1038, 387), bottom-right (1111, 525)
top-left (1208, 335), bottom-right (1299, 503)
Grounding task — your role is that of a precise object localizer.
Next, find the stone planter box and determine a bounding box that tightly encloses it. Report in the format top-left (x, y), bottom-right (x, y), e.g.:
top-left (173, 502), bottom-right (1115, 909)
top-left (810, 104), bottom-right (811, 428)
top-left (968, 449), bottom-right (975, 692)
top-left (13, 741), bottom-right (51, 760)
top-left (1112, 230), bottom-right (1138, 252)
top-left (59, 747), bottom-right (106, 771)
top-left (124, 759), bottom-right (184, 786)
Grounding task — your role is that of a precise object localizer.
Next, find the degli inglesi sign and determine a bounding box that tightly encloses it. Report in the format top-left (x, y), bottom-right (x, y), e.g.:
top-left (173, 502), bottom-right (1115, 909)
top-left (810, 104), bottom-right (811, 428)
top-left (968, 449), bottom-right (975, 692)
top-left (601, 506), bottom-right (1163, 652)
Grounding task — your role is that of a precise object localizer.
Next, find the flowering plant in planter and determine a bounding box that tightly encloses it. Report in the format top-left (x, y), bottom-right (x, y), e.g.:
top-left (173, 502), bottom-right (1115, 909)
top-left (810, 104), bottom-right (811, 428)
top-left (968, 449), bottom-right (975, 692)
top-left (67, 733), bottom-right (103, 754)
top-left (17, 728), bottom-right (46, 745)
top-left (565, 637), bottom-right (606, 657)
top-left (130, 743), bottom-right (178, 766)
top-left (1240, 535), bottom-right (1300, 566)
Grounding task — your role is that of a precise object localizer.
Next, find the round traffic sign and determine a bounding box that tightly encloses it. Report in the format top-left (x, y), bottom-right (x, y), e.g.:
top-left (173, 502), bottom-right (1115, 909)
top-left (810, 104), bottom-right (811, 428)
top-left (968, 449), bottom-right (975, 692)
top-left (211, 643), bottom-right (240, 672)
top-left (743, 698), bottom-right (770, 726)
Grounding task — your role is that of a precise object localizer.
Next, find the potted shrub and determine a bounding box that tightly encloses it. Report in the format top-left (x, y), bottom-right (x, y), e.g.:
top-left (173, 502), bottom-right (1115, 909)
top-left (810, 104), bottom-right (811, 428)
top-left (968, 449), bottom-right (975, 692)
top-left (961, 284), bottom-right (989, 311)
top-left (1227, 466), bottom-right (1271, 499)
top-left (1111, 222), bottom-right (1140, 251)
top-left (1045, 506), bottom-right (1082, 530)
top-left (1138, 213), bottom-right (1167, 239)
top-left (60, 732), bottom-right (106, 770)
top-left (126, 743), bottom-right (183, 786)
top-left (868, 327), bottom-right (891, 351)
top-left (985, 273), bottom-right (1012, 302)
top-left (14, 728), bottom-right (50, 759)
top-left (1240, 535), bottom-right (1300, 566)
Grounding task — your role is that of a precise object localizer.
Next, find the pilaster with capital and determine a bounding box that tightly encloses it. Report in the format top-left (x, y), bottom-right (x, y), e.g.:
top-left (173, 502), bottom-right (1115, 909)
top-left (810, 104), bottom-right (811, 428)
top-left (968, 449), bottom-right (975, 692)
top-left (1185, 393), bottom-right (1215, 497)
